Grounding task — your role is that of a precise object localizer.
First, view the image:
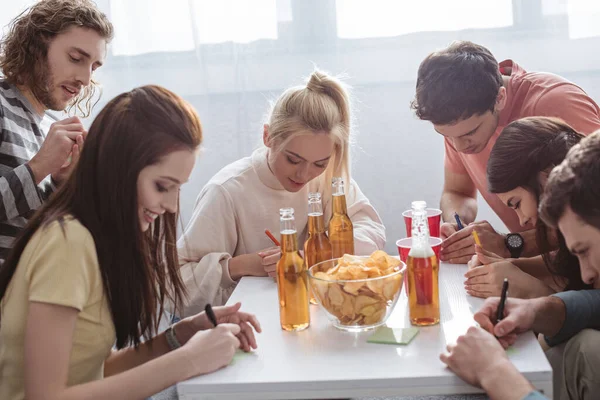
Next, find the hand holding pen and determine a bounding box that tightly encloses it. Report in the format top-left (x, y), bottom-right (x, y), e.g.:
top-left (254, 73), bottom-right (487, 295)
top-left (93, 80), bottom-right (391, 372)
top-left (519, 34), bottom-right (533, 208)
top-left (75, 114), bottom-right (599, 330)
top-left (192, 302), bottom-right (262, 352)
top-left (470, 284), bottom-right (548, 350)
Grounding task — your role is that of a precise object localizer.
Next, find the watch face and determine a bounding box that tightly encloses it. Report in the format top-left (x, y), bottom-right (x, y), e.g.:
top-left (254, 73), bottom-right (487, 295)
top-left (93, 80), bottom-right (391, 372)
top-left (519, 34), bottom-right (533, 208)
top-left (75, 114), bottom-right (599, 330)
top-left (507, 234), bottom-right (523, 248)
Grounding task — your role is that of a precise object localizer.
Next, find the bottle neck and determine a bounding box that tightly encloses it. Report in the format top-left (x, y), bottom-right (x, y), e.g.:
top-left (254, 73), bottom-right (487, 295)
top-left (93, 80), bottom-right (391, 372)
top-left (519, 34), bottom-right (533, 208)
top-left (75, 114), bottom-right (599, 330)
top-left (308, 212), bottom-right (327, 234)
top-left (281, 230), bottom-right (299, 252)
top-left (280, 215), bottom-right (297, 234)
top-left (332, 194), bottom-right (348, 215)
top-left (411, 209), bottom-right (430, 248)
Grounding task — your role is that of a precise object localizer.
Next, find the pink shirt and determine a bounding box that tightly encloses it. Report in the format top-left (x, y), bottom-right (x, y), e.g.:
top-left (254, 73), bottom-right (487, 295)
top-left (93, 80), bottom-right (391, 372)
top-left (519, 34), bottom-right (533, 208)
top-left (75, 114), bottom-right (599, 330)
top-left (444, 60), bottom-right (600, 233)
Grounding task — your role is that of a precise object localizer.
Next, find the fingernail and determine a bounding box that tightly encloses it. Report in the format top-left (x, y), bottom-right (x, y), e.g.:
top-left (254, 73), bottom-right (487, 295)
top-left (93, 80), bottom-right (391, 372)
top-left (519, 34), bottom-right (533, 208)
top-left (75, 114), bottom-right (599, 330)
top-left (258, 252), bottom-right (265, 257)
top-left (497, 327), bottom-right (504, 335)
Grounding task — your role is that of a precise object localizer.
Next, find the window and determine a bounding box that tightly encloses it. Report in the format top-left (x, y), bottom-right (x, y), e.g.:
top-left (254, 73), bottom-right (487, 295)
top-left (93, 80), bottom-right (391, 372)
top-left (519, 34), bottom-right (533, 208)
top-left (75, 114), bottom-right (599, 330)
top-left (336, 0), bottom-right (513, 39)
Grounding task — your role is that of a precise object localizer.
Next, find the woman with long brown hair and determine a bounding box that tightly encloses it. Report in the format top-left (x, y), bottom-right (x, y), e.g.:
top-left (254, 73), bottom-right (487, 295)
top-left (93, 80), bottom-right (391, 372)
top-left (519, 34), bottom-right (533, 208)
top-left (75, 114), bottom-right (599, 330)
top-left (464, 117), bottom-right (591, 298)
top-left (0, 85), bottom-right (260, 399)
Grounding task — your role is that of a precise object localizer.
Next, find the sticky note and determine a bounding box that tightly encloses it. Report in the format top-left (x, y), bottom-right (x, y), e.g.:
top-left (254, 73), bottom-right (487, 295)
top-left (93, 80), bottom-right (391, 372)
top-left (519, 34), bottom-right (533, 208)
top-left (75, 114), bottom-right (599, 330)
top-left (506, 347), bottom-right (518, 356)
top-left (367, 326), bottom-right (419, 345)
top-left (230, 349), bottom-right (257, 365)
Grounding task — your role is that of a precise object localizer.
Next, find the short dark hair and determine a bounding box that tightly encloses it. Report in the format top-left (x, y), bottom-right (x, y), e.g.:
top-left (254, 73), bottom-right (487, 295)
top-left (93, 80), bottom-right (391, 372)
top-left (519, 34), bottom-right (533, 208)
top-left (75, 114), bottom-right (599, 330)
top-left (540, 130), bottom-right (600, 231)
top-left (411, 41), bottom-right (503, 125)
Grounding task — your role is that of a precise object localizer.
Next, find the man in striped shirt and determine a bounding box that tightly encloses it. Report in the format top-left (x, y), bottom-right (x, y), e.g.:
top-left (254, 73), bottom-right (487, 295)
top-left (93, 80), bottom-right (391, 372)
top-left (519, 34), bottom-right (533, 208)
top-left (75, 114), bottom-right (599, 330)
top-left (0, 0), bottom-right (113, 261)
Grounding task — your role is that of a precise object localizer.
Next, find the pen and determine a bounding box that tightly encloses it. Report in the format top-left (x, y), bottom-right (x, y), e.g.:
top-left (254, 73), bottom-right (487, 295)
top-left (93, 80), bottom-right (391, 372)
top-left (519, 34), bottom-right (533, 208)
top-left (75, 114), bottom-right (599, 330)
top-left (264, 229), bottom-right (280, 247)
top-left (454, 212), bottom-right (465, 230)
top-left (496, 278), bottom-right (509, 322)
top-left (205, 303), bottom-right (218, 327)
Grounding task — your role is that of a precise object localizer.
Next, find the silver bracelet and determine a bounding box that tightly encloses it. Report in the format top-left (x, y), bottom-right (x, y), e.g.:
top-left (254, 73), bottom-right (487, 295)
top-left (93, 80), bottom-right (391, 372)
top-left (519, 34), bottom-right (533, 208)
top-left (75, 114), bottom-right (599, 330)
top-left (165, 324), bottom-right (182, 350)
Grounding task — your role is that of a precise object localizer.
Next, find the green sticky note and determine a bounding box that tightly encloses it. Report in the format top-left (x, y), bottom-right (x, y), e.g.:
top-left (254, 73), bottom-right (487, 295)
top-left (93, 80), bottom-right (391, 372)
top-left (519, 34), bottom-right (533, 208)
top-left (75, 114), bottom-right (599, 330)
top-left (506, 347), bottom-right (518, 356)
top-left (230, 350), bottom-right (257, 365)
top-left (367, 326), bottom-right (419, 345)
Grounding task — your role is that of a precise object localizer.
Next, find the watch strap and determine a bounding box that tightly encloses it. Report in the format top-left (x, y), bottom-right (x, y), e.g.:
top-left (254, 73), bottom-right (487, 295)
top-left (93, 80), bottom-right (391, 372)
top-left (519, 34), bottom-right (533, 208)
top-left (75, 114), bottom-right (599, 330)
top-left (165, 324), bottom-right (182, 350)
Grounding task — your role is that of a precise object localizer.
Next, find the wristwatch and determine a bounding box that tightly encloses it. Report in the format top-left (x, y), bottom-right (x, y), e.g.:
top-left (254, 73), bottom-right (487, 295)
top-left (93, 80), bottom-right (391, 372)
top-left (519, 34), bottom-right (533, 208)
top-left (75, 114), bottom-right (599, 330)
top-left (505, 233), bottom-right (524, 258)
top-left (165, 324), bottom-right (182, 350)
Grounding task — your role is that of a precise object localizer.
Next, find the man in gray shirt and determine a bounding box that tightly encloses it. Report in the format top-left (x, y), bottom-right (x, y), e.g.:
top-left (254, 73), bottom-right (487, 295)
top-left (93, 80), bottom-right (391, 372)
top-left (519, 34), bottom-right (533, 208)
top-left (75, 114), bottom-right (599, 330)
top-left (0, 0), bottom-right (113, 261)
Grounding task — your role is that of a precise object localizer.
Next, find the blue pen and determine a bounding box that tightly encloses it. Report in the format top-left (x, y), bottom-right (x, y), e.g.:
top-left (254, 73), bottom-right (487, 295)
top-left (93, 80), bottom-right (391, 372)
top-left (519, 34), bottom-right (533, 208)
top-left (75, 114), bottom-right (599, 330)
top-left (454, 212), bottom-right (465, 230)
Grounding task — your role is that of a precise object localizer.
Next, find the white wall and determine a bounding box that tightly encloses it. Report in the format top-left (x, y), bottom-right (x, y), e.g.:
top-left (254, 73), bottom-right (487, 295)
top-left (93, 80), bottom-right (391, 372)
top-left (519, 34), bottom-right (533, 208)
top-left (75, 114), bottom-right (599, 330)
top-left (86, 3), bottom-right (600, 254)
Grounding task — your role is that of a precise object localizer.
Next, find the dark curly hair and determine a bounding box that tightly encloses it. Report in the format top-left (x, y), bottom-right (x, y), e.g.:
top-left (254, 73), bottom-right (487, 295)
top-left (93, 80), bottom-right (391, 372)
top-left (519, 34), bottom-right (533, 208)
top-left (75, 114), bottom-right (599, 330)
top-left (0, 0), bottom-right (113, 117)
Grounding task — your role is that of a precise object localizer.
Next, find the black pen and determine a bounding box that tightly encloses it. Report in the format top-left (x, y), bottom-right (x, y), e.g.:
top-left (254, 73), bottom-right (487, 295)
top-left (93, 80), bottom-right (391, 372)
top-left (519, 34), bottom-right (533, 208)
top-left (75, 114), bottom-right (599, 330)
top-left (205, 303), bottom-right (218, 327)
top-left (454, 212), bottom-right (465, 230)
top-left (496, 278), bottom-right (509, 322)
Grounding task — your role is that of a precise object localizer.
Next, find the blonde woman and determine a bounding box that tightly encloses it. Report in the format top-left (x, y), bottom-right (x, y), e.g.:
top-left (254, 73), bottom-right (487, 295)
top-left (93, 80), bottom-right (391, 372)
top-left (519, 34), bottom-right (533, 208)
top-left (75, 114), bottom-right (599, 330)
top-left (177, 70), bottom-right (386, 316)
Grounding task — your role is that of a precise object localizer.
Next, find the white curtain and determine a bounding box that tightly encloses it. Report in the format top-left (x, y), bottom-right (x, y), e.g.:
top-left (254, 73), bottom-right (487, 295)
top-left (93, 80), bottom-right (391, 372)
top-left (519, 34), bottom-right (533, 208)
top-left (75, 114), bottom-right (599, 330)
top-left (2, 0), bottom-right (600, 251)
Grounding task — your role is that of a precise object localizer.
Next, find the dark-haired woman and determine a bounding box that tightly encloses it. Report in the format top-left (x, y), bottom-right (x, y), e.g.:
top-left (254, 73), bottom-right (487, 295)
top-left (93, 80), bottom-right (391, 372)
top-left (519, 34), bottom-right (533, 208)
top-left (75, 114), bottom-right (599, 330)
top-left (465, 117), bottom-right (591, 299)
top-left (0, 86), bottom-right (260, 400)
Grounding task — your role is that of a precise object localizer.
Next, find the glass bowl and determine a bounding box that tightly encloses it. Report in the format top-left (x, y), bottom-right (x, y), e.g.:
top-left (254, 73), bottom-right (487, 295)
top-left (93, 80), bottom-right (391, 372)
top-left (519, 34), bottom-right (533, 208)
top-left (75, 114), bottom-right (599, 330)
top-left (308, 256), bottom-right (405, 332)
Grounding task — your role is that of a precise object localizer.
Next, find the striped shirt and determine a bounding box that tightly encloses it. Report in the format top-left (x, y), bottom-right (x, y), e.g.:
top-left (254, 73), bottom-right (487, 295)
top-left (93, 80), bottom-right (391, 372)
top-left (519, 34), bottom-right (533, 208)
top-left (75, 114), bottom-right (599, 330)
top-left (0, 79), bottom-right (55, 261)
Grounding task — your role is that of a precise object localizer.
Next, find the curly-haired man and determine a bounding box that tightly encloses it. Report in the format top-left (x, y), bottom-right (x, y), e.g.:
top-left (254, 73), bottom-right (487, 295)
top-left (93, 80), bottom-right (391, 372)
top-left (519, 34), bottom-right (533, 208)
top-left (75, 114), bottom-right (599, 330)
top-left (0, 0), bottom-right (113, 260)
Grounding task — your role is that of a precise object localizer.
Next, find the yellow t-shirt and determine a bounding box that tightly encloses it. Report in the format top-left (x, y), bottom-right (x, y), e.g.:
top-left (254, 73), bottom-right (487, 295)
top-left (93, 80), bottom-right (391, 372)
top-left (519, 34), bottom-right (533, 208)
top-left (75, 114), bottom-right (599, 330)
top-left (0, 216), bottom-right (116, 399)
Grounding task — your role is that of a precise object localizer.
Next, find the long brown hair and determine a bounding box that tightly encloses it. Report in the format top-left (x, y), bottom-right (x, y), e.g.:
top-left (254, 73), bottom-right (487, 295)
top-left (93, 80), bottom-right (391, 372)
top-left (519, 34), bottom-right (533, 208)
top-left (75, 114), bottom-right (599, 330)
top-left (487, 117), bottom-right (588, 290)
top-left (0, 0), bottom-right (113, 117)
top-left (0, 85), bottom-right (202, 348)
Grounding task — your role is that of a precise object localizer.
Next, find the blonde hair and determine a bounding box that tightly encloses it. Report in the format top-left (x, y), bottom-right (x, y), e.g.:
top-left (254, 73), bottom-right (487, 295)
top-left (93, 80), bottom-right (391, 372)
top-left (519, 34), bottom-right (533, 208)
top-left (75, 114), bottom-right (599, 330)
top-left (266, 69), bottom-right (352, 208)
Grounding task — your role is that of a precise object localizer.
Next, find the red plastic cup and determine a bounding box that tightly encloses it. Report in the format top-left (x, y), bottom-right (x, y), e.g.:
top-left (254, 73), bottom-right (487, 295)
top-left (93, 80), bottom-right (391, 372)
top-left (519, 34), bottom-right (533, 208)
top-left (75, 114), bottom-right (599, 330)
top-left (396, 237), bottom-right (443, 295)
top-left (402, 208), bottom-right (442, 238)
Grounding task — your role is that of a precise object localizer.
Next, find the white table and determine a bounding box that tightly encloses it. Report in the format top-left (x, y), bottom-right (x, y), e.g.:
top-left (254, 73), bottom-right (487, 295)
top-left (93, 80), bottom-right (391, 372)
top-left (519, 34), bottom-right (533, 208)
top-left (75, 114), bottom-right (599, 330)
top-left (177, 263), bottom-right (552, 399)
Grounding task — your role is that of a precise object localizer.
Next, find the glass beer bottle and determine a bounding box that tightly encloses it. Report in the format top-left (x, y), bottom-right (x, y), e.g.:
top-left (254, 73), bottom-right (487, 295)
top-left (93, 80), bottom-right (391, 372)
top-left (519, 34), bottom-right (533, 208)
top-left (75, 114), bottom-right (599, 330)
top-left (406, 200), bottom-right (440, 326)
top-left (328, 177), bottom-right (354, 258)
top-left (276, 207), bottom-right (310, 331)
top-left (304, 192), bottom-right (333, 304)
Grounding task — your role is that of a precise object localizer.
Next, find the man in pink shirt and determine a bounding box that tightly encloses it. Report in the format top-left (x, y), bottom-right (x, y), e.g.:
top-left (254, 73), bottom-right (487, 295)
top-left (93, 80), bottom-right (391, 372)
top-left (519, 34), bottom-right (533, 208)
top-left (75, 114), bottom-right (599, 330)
top-left (411, 41), bottom-right (600, 263)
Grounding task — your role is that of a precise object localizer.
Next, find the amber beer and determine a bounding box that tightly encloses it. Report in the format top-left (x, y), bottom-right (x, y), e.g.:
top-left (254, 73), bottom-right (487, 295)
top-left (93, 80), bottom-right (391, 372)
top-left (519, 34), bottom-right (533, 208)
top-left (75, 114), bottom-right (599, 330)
top-left (406, 249), bottom-right (440, 326)
top-left (328, 177), bottom-right (354, 258)
top-left (276, 208), bottom-right (310, 331)
top-left (407, 201), bottom-right (440, 326)
top-left (304, 193), bottom-right (332, 304)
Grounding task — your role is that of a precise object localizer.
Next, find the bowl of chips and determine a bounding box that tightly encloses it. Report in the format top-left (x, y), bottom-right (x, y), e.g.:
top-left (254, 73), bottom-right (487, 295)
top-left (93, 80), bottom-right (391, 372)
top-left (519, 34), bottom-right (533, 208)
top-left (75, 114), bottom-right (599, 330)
top-left (308, 251), bottom-right (405, 332)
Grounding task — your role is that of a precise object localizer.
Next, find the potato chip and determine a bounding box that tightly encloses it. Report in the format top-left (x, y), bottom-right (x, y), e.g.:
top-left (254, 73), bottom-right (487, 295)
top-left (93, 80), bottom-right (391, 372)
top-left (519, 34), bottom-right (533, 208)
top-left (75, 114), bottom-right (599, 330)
top-left (386, 255), bottom-right (401, 268)
top-left (326, 264), bottom-right (341, 275)
top-left (335, 268), bottom-right (354, 280)
top-left (383, 275), bottom-right (403, 301)
top-left (366, 268), bottom-right (383, 278)
top-left (365, 279), bottom-right (384, 296)
top-left (363, 307), bottom-right (385, 325)
top-left (369, 250), bottom-right (388, 267)
top-left (341, 292), bottom-right (355, 318)
top-left (359, 304), bottom-right (378, 317)
top-left (342, 281), bottom-right (363, 295)
top-left (354, 295), bottom-right (378, 311)
top-left (328, 283), bottom-right (345, 307)
top-left (347, 265), bottom-right (369, 279)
